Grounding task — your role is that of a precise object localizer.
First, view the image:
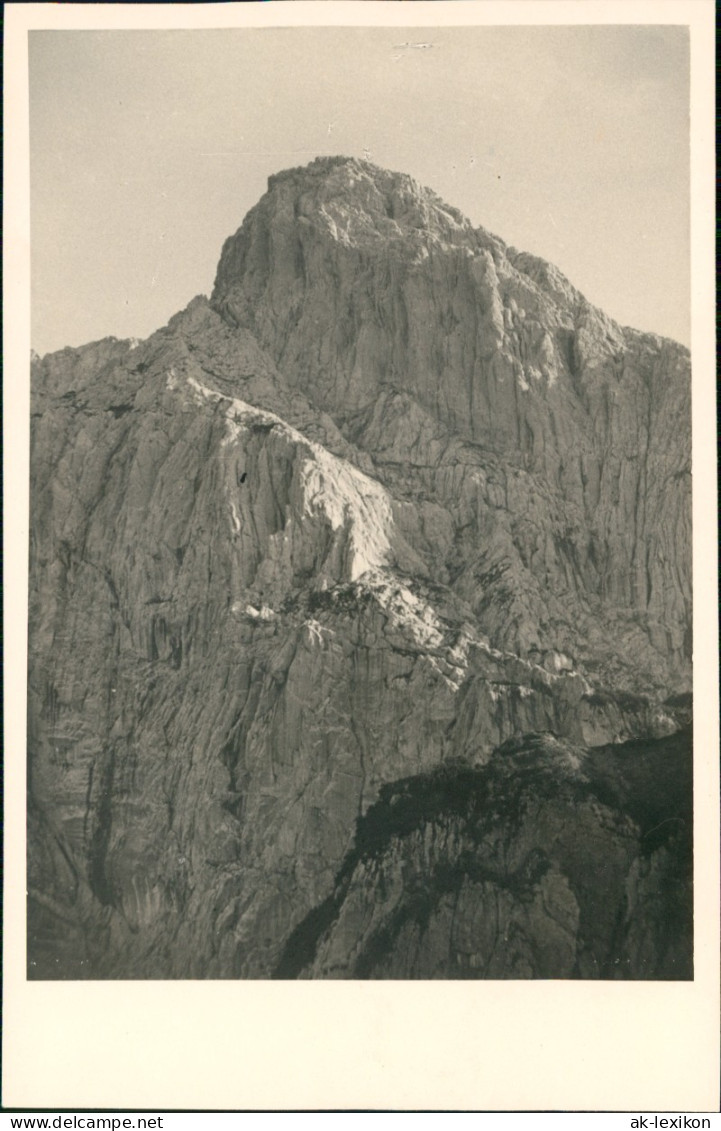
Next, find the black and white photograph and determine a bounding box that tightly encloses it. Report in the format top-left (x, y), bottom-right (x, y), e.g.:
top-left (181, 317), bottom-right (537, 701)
top-left (4, 0), bottom-right (718, 1114)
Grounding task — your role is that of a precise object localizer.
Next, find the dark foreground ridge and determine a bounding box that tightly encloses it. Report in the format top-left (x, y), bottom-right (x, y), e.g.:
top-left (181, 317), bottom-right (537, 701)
top-left (275, 728), bottom-right (692, 978)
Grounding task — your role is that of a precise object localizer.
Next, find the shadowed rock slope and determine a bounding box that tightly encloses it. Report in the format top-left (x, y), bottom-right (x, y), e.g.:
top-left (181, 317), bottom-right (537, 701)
top-left (28, 157), bottom-right (691, 979)
top-left (277, 729), bottom-right (692, 979)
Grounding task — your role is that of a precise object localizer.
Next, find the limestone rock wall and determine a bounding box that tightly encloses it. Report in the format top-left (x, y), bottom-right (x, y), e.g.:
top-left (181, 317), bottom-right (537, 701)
top-left (28, 158), bottom-right (692, 979)
top-left (213, 157), bottom-right (691, 688)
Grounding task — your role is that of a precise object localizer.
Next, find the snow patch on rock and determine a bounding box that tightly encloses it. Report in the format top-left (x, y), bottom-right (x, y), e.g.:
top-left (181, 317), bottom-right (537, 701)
top-left (187, 373), bottom-right (395, 582)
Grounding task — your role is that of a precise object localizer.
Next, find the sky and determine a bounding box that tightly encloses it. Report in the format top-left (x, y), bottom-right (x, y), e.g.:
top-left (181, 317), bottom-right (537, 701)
top-left (29, 24), bottom-right (690, 355)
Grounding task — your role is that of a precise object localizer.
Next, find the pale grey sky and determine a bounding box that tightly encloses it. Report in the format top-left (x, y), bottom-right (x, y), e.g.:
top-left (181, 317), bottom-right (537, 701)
top-left (29, 25), bottom-right (690, 355)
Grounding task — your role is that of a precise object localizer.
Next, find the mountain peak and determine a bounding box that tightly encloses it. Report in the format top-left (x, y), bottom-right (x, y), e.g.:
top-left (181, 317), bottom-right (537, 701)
top-left (267, 153), bottom-right (383, 187)
top-left (28, 154), bottom-right (692, 981)
top-left (257, 154), bottom-right (477, 249)
top-left (211, 156), bottom-right (508, 338)
top-left (268, 153), bottom-right (433, 199)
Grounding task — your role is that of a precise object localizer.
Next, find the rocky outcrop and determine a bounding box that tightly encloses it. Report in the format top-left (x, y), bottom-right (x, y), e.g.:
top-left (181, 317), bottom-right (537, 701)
top-left (28, 158), bottom-right (691, 979)
top-left (278, 729), bottom-right (692, 979)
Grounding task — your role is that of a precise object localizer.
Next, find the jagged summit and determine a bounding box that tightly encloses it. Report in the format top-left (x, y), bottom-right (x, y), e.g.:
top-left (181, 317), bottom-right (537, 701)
top-left (211, 156), bottom-right (689, 489)
top-left (268, 153), bottom-right (410, 187)
top-left (213, 156), bottom-right (688, 360)
top-left (213, 156), bottom-right (593, 333)
top-left (212, 156), bottom-right (667, 386)
top-left (268, 154), bottom-right (468, 214)
top-left (266, 153), bottom-right (473, 234)
top-left (213, 156), bottom-right (501, 296)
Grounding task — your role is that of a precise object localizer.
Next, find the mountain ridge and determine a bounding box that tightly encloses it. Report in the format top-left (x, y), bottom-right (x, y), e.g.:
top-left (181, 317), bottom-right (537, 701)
top-left (27, 157), bottom-right (692, 979)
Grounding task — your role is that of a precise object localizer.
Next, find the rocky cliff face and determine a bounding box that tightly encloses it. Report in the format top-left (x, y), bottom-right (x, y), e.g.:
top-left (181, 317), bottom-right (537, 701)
top-left (279, 729), bottom-right (692, 979)
top-left (27, 156), bottom-right (692, 979)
